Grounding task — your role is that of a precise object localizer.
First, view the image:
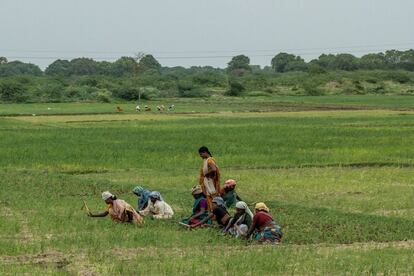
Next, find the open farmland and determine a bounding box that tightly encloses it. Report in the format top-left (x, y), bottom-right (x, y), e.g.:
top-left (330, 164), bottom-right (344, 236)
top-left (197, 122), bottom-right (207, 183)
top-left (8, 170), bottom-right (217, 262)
top-left (1, 97), bottom-right (414, 275)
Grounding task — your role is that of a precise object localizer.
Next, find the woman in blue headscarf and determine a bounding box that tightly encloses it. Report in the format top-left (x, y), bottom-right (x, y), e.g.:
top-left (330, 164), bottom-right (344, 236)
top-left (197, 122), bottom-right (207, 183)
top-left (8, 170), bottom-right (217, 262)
top-left (139, 191), bottom-right (174, 219)
top-left (132, 186), bottom-right (163, 211)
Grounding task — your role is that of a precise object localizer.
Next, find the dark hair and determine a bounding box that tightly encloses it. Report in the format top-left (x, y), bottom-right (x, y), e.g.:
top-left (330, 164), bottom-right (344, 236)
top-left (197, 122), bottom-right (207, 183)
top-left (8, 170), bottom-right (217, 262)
top-left (198, 146), bottom-right (212, 156)
top-left (111, 195), bottom-right (117, 200)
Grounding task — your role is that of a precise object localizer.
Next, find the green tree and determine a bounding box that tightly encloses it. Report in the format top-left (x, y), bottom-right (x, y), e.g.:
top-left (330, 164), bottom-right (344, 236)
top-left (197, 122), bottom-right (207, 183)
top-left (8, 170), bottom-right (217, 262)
top-left (45, 59), bottom-right (71, 76)
top-left (360, 53), bottom-right (386, 70)
top-left (333, 54), bottom-right (359, 71)
top-left (0, 79), bottom-right (28, 102)
top-left (136, 54), bottom-right (161, 73)
top-left (384, 50), bottom-right (403, 68)
top-left (400, 49), bottom-right (414, 71)
top-left (314, 54), bottom-right (337, 70)
top-left (227, 55), bottom-right (251, 75)
top-left (69, 58), bottom-right (99, 75)
top-left (271, 53), bottom-right (306, 72)
top-left (111, 56), bottom-right (137, 77)
top-left (225, 79), bottom-right (245, 96)
top-left (0, 61), bottom-right (42, 77)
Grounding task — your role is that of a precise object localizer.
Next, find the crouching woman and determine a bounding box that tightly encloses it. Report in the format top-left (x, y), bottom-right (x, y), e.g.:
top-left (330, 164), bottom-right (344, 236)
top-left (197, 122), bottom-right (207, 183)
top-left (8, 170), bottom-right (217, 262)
top-left (139, 191), bottom-right (174, 219)
top-left (181, 185), bottom-right (211, 227)
top-left (244, 202), bottom-right (282, 243)
top-left (224, 201), bottom-right (253, 237)
top-left (190, 196), bottom-right (231, 229)
top-left (88, 191), bottom-right (143, 224)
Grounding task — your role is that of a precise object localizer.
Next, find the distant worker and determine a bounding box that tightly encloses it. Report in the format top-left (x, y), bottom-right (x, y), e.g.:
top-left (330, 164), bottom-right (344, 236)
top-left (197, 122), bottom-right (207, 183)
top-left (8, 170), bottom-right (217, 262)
top-left (198, 146), bottom-right (221, 211)
top-left (135, 105), bottom-right (141, 112)
top-left (144, 105), bottom-right (151, 112)
top-left (116, 106), bottom-right (123, 112)
top-left (88, 191), bottom-right (143, 224)
top-left (139, 191), bottom-right (174, 219)
top-left (168, 104), bottom-right (175, 112)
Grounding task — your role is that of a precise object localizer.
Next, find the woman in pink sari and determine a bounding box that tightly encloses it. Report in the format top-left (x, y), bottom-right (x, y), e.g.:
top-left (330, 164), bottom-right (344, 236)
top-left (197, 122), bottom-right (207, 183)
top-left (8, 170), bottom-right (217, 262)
top-left (88, 191), bottom-right (143, 224)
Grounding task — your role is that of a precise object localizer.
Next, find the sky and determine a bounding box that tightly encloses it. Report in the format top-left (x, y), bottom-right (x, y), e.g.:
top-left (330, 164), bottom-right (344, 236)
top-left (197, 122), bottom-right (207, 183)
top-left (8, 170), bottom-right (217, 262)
top-left (1, 0), bottom-right (414, 69)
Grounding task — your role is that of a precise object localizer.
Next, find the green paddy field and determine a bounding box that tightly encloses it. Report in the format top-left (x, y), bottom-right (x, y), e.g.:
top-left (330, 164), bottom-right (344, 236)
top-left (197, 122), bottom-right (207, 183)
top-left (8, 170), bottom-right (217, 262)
top-left (1, 96), bottom-right (414, 275)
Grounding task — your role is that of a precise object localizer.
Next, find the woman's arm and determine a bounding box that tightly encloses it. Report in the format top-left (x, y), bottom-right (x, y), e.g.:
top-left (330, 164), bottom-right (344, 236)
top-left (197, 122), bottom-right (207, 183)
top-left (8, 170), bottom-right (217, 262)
top-left (189, 206), bottom-right (206, 221)
top-left (224, 217), bottom-right (235, 232)
top-left (205, 161), bottom-right (217, 178)
top-left (88, 211), bottom-right (109, 217)
top-left (190, 213), bottom-right (214, 228)
top-left (244, 216), bottom-right (257, 238)
top-left (139, 203), bottom-right (150, 216)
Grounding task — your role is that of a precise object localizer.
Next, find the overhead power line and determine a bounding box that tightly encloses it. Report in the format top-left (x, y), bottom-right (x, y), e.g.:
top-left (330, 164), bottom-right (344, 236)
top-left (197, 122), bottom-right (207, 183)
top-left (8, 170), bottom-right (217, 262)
top-left (1, 42), bottom-right (414, 56)
top-left (4, 47), bottom-right (414, 62)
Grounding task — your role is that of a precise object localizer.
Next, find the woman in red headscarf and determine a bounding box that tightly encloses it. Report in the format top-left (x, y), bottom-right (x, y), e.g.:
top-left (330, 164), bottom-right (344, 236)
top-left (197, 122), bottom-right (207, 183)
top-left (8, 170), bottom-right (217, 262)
top-left (221, 179), bottom-right (242, 208)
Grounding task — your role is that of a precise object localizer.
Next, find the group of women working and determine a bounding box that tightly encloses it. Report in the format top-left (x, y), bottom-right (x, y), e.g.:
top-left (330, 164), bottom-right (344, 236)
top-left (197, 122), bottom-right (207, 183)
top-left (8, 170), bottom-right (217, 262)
top-left (87, 146), bottom-right (283, 244)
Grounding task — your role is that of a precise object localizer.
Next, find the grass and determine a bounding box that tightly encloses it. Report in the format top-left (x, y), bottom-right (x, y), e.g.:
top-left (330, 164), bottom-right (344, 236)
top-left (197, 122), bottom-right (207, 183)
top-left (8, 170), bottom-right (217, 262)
top-left (1, 97), bottom-right (414, 275)
top-left (1, 94), bottom-right (414, 116)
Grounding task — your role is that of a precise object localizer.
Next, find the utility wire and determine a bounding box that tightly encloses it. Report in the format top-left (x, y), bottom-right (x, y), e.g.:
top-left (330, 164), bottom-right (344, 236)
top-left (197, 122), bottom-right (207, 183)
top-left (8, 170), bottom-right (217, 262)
top-left (1, 42), bottom-right (413, 56)
top-left (5, 47), bottom-right (413, 61)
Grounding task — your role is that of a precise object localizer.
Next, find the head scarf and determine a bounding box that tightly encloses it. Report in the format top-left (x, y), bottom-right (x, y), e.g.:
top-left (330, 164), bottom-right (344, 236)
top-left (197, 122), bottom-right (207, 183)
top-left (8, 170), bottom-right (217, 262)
top-left (102, 191), bottom-right (114, 201)
top-left (235, 201), bottom-right (254, 219)
top-left (132, 186), bottom-right (145, 196)
top-left (149, 191), bottom-right (162, 201)
top-left (191, 185), bottom-right (203, 195)
top-left (255, 202), bottom-right (270, 212)
top-left (212, 196), bottom-right (225, 207)
top-left (224, 179), bottom-right (237, 189)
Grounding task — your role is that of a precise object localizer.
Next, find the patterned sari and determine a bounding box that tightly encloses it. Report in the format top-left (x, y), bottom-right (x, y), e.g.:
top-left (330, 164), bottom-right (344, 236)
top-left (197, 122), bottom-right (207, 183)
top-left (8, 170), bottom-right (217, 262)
top-left (255, 221), bottom-right (283, 243)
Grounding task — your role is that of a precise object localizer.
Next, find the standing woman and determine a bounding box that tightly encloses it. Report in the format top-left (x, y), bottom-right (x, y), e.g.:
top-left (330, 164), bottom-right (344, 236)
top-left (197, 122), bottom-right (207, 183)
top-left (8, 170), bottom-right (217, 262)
top-left (198, 146), bottom-right (221, 211)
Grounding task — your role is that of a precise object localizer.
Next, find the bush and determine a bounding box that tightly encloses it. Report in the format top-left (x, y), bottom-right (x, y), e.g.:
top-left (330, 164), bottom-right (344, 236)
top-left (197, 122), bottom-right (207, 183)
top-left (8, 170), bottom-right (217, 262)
top-left (178, 80), bottom-right (208, 97)
top-left (383, 71), bottom-right (412, 84)
top-left (112, 84), bottom-right (140, 101)
top-left (0, 80), bottom-right (28, 102)
top-left (302, 79), bottom-right (324, 96)
top-left (225, 80), bottom-right (245, 96)
top-left (138, 86), bottom-right (159, 100)
top-left (95, 89), bottom-right (112, 103)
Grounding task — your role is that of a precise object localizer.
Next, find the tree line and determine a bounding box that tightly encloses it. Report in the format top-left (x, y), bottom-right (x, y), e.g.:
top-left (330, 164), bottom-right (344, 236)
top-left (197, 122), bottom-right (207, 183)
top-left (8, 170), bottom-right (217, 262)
top-left (1, 49), bottom-right (414, 78)
top-left (1, 50), bottom-right (414, 103)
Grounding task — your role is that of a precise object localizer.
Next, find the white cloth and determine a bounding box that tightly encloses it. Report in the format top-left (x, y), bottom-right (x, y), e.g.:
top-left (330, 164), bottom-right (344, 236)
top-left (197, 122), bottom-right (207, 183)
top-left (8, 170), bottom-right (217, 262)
top-left (229, 224), bottom-right (248, 238)
top-left (203, 158), bottom-right (217, 195)
top-left (102, 191), bottom-right (113, 200)
top-left (139, 200), bottom-right (174, 219)
top-left (235, 201), bottom-right (254, 220)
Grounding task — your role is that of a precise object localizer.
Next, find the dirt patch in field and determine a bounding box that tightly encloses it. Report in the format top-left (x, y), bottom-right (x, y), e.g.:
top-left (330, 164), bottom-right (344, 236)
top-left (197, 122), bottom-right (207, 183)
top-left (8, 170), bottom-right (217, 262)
top-left (0, 251), bottom-right (98, 275)
top-left (0, 250), bottom-right (69, 268)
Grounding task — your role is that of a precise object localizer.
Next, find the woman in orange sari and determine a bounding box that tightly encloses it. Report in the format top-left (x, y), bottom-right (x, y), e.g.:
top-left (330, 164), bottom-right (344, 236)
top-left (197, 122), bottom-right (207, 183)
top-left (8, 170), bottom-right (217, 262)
top-left (198, 146), bottom-right (221, 211)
